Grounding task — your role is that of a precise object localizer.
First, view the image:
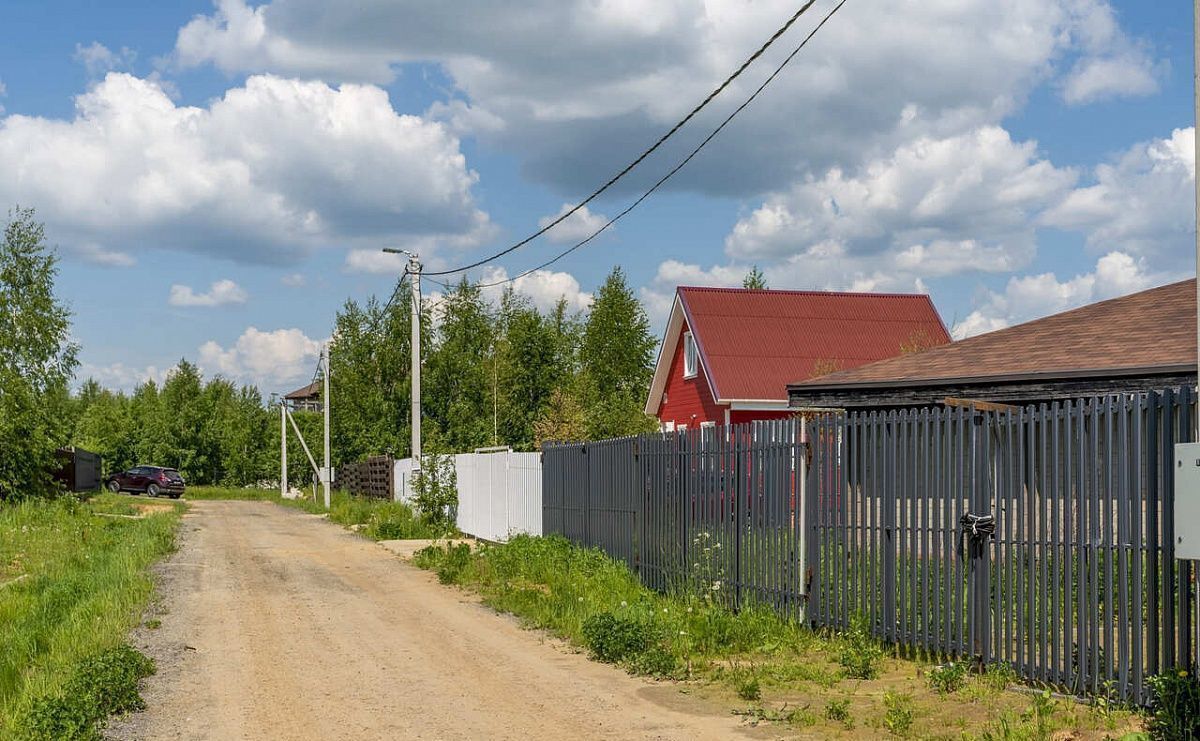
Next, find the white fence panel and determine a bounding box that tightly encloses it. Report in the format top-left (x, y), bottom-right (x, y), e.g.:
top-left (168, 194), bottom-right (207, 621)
top-left (451, 450), bottom-right (542, 542)
top-left (390, 451), bottom-right (543, 541)
top-left (393, 457), bottom-right (416, 504)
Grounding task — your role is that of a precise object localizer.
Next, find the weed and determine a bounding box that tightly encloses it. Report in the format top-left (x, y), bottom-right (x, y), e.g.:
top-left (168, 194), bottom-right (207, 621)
top-left (1147, 669), bottom-right (1200, 741)
top-left (927, 660), bottom-right (969, 694)
top-left (837, 613), bottom-right (884, 680)
top-left (882, 691), bottom-right (915, 737)
top-left (628, 645), bottom-right (677, 677)
top-left (824, 697), bottom-right (853, 729)
top-left (1021, 689), bottom-right (1056, 740)
top-left (581, 612), bottom-right (653, 664)
top-left (736, 674), bottom-right (761, 702)
top-left (144, 619), bottom-right (161, 630)
top-left (982, 662), bottom-right (1019, 692)
top-left (14, 643), bottom-right (155, 741)
top-left (435, 543), bottom-right (473, 584)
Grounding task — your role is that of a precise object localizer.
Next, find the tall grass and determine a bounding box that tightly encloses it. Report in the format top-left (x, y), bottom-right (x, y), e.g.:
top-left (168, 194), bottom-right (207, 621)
top-left (414, 535), bottom-right (812, 671)
top-left (0, 494), bottom-right (181, 736)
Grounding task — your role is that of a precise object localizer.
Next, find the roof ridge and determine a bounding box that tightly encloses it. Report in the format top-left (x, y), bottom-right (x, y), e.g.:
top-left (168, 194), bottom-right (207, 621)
top-left (677, 285), bottom-right (935, 300)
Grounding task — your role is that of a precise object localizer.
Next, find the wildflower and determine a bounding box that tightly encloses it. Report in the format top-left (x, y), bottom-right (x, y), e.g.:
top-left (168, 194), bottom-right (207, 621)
top-left (577, 597), bottom-right (583, 602)
top-left (687, 606), bottom-right (693, 613)
top-left (1180, 669), bottom-right (1189, 678)
top-left (711, 581), bottom-right (721, 591)
top-left (620, 601), bottom-right (627, 607)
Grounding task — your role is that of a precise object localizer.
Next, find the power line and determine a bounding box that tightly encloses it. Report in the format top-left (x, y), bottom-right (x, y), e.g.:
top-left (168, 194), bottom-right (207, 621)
top-left (423, 0), bottom-right (821, 278)
top-left (449, 0), bottom-right (850, 291)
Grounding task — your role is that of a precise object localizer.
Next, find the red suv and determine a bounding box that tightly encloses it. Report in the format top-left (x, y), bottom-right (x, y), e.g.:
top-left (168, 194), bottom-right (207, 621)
top-left (104, 466), bottom-right (186, 498)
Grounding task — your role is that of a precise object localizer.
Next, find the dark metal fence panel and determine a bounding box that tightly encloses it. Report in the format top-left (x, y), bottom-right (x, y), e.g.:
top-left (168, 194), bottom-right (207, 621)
top-left (541, 388), bottom-right (1196, 705)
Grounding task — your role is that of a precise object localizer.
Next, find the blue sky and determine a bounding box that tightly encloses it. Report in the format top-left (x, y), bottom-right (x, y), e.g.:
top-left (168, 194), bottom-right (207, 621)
top-left (0, 0), bottom-right (1194, 394)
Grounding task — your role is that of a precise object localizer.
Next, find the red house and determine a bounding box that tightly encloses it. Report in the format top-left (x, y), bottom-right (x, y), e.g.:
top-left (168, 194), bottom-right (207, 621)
top-left (645, 286), bottom-right (951, 430)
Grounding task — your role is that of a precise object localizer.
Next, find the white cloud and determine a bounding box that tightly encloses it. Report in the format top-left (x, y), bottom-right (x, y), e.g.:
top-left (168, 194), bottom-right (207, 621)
top-left (479, 266), bottom-right (592, 313)
top-left (724, 126), bottom-right (1075, 284)
top-left (1058, 2), bottom-right (1160, 105)
top-left (1042, 127), bottom-right (1194, 259)
top-left (168, 279), bottom-right (248, 307)
top-left (169, 0), bottom-right (1157, 197)
top-left (76, 362), bottom-right (168, 392)
top-left (344, 248), bottom-right (408, 275)
top-left (72, 243), bottom-right (136, 267)
top-left (74, 42), bottom-right (136, 77)
top-left (536, 204), bottom-right (609, 244)
top-left (280, 272), bottom-right (306, 287)
top-left (198, 326), bottom-right (323, 388)
top-left (0, 72), bottom-right (490, 266)
top-left (950, 251), bottom-right (1169, 338)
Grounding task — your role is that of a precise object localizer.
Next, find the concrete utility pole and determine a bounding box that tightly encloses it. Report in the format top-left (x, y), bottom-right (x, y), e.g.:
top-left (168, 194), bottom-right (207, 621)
top-left (382, 248), bottom-right (422, 467)
top-left (322, 343), bottom-right (331, 509)
top-left (1193, 0), bottom-right (1199, 670)
top-left (280, 396), bottom-right (288, 497)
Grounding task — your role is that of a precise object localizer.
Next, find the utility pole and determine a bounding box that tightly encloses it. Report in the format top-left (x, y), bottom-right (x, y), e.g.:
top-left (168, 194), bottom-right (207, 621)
top-left (322, 343), bottom-right (331, 509)
top-left (1193, 0), bottom-right (1199, 671)
top-left (382, 248), bottom-right (422, 467)
top-left (279, 395), bottom-right (288, 498)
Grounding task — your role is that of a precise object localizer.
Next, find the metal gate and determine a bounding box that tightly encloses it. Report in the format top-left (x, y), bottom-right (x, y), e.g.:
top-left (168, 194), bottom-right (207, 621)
top-left (807, 389), bottom-right (1197, 703)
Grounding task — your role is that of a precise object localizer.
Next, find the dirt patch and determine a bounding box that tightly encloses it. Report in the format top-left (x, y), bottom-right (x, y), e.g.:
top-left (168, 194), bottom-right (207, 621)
top-left (105, 501), bottom-right (773, 740)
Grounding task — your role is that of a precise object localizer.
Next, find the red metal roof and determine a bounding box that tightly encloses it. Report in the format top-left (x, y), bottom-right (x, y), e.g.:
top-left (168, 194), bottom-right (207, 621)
top-left (678, 286), bottom-right (950, 401)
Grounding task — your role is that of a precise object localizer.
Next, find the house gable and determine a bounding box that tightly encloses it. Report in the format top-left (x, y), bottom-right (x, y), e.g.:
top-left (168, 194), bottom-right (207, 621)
top-left (654, 314), bottom-right (724, 427)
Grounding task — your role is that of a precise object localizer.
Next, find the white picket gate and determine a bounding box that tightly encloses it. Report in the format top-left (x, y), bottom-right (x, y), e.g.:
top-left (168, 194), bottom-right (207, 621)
top-left (392, 449), bottom-right (542, 542)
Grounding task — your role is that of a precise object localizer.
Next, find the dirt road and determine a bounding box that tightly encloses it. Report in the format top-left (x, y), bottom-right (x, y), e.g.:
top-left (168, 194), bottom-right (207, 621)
top-left (108, 501), bottom-right (764, 741)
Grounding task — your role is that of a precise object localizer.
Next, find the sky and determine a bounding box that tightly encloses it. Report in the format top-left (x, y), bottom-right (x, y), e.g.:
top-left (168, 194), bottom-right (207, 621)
top-left (0, 0), bottom-right (1194, 396)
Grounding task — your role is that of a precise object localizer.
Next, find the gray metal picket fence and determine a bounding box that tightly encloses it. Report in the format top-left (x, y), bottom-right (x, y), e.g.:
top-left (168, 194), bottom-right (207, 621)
top-left (542, 387), bottom-right (1197, 705)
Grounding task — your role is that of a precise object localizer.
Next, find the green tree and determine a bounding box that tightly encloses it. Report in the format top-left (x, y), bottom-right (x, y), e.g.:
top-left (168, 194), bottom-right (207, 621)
top-left (743, 265), bottom-right (767, 289)
top-left (0, 208), bottom-right (79, 499)
top-left (425, 278), bottom-right (495, 451)
top-left (579, 267), bottom-right (656, 439)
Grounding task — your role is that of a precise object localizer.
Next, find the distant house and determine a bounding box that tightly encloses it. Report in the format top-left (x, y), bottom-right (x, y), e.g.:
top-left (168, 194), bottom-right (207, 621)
top-left (787, 279), bottom-right (1197, 410)
top-left (284, 380), bottom-right (322, 412)
top-left (644, 286), bottom-right (951, 430)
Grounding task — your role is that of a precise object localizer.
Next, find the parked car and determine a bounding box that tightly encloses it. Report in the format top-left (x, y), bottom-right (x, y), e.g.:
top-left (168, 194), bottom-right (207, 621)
top-left (104, 466), bottom-right (186, 498)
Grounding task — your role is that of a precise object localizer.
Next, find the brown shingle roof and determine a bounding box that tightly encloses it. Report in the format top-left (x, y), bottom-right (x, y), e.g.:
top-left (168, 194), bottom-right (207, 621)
top-left (284, 381), bottom-right (322, 400)
top-left (790, 279), bottom-right (1196, 391)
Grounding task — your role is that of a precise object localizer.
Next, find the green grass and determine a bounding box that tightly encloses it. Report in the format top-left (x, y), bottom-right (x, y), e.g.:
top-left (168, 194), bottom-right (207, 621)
top-left (0, 493), bottom-right (182, 738)
top-left (185, 485), bottom-right (452, 540)
top-left (413, 535), bottom-right (1147, 738)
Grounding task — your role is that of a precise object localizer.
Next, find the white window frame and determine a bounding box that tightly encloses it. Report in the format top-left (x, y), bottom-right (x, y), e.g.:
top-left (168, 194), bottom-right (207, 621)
top-left (682, 331), bottom-right (698, 379)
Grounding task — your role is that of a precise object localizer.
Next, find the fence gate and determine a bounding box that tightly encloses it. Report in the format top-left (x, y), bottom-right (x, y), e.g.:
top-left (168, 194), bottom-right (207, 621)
top-left (807, 389), bottom-right (1196, 704)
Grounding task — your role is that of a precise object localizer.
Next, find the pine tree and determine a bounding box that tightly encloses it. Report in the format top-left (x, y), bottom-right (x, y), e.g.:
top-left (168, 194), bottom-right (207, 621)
top-left (743, 265), bottom-right (767, 289)
top-left (579, 267), bottom-right (656, 439)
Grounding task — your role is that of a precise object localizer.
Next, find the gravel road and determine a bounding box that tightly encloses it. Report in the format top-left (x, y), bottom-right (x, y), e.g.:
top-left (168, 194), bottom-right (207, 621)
top-left (107, 500), bottom-right (764, 741)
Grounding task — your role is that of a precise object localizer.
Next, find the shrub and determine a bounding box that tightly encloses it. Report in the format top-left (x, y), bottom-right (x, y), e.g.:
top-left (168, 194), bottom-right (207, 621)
top-left (882, 691), bottom-right (914, 737)
top-left (927, 661), bottom-right (969, 694)
top-left (412, 454), bottom-right (458, 532)
top-left (1147, 670), bottom-right (1200, 741)
top-left (837, 614), bottom-right (884, 680)
top-left (581, 612), bottom-right (653, 663)
top-left (15, 643), bottom-right (155, 740)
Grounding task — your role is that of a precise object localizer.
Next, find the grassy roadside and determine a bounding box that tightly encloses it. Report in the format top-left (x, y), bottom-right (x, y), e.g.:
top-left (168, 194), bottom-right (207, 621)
top-left (0, 493), bottom-right (183, 739)
top-left (414, 536), bottom-right (1146, 739)
top-left (184, 486), bottom-right (448, 540)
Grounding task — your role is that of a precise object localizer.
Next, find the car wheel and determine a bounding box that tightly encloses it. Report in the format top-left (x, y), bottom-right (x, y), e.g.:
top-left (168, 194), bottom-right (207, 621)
top-left (107, 481), bottom-right (120, 493)
top-left (147, 483), bottom-right (160, 497)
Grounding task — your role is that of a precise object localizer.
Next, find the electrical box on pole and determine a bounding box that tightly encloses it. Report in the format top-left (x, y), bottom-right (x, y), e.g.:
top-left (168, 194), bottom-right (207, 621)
top-left (1174, 443), bottom-right (1200, 559)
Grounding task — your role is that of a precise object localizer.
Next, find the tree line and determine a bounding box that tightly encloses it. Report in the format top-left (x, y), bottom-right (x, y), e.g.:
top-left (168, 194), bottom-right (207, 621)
top-left (1, 208), bottom-right (662, 499)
